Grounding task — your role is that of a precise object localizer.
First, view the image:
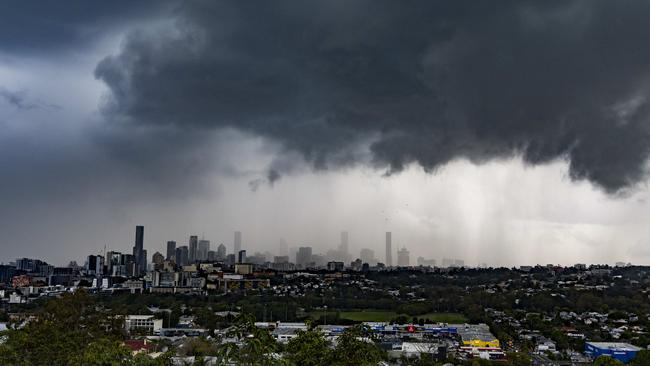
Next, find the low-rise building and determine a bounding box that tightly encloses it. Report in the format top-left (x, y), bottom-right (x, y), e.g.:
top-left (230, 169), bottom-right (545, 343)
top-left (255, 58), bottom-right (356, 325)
top-left (124, 315), bottom-right (163, 335)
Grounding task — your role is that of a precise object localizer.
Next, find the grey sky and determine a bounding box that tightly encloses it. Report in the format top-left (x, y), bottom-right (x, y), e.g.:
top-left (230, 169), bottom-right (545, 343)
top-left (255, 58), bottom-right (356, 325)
top-left (1, 1), bottom-right (649, 267)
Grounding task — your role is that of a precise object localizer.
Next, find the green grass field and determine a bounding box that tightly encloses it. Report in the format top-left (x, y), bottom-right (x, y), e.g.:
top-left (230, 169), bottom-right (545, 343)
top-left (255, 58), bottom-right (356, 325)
top-left (309, 310), bottom-right (467, 323)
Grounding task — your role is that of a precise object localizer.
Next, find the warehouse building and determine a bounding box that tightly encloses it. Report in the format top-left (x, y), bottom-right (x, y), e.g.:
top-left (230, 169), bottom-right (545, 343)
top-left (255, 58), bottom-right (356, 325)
top-left (585, 342), bottom-right (641, 364)
top-left (454, 323), bottom-right (500, 348)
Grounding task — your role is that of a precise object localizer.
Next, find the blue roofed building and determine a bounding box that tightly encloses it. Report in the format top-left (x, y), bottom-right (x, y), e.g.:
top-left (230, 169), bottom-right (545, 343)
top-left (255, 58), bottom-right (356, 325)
top-left (585, 342), bottom-right (642, 364)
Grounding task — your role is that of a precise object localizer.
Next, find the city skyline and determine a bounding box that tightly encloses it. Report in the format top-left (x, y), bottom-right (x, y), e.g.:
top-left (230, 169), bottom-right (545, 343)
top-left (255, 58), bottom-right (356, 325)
top-left (0, 225), bottom-right (634, 269)
top-left (2, 1), bottom-right (650, 267)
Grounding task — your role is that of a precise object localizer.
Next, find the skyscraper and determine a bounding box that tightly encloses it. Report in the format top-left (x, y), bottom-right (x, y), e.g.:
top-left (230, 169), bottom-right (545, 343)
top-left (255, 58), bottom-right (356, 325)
top-left (166, 241), bottom-right (176, 261)
top-left (216, 243), bottom-right (227, 261)
top-left (296, 246), bottom-right (313, 269)
top-left (175, 246), bottom-right (189, 266)
top-left (234, 231), bottom-right (242, 255)
top-left (360, 248), bottom-right (375, 265)
top-left (132, 226), bottom-right (145, 275)
top-left (238, 250), bottom-right (247, 263)
top-left (189, 235), bottom-right (198, 262)
top-left (152, 252), bottom-right (164, 269)
top-left (340, 231), bottom-right (349, 255)
top-left (198, 240), bottom-right (210, 261)
top-left (397, 247), bottom-right (410, 267)
top-left (385, 232), bottom-right (392, 267)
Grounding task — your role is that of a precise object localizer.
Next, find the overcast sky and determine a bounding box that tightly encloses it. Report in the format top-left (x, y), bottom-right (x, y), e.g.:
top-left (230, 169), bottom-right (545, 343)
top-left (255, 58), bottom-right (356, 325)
top-left (1, 1), bottom-right (650, 267)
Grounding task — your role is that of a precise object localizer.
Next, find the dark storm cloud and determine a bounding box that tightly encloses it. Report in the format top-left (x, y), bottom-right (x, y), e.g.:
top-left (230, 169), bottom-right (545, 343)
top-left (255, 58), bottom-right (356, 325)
top-left (0, 87), bottom-right (60, 110)
top-left (0, 0), bottom-right (171, 54)
top-left (95, 0), bottom-right (650, 192)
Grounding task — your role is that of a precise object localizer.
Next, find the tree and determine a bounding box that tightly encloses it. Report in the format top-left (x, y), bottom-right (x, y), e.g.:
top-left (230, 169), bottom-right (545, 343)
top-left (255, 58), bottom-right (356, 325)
top-left (593, 356), bottom-right (625, 366)
top-left (285, 328), bottom-right (332, 366)
top-left (329, 325), bottom-right (385, 366)
top-left (226, 313), bottom-right (284, 366)
top-left (73, 339), bottom-right (133, 366)
top-left (506, 352), bottom-right (531, 366)
top-left (631, 350), bottom-right (650, 366)
top-left (0, 290), bottom-right (125, 366)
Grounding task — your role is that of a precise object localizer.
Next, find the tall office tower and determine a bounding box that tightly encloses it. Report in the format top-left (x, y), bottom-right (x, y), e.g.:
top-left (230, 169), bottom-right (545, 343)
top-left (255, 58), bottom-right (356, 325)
top-left (175, 246), bottom-right (189, 266)
top-left (360, 248), bottom-right (375, 265)
top-left (132, 226), bottom-right (145, 275)
top-left (279, 238), bottom-right (288, 256)
top-left (397, 247), bottom-right (410, 267)
top-left (216, 244), bottom-right (227, 261)
top-left (385, 232), bottom-right (392, 267)
top-left (237, 250), bottom-right (247, 263)
top-left (189, 235), bottom-right (198, 262)
top-left (234, 231), bottom-right (242, 255)
top-left (207, 251), bottom-right (217, 261)
top-left (339, 231), bottom-right (349, 254)
top-left (296, 246), bottom-right (313, 269)
top-left (152, 252), bottom-right (164, 266)
top-left (198, 240), bottom-right (210, 261)
top-left (166, 241), bottom-right (176, 261)
top-left (86, 255), bottom-right (104, 276)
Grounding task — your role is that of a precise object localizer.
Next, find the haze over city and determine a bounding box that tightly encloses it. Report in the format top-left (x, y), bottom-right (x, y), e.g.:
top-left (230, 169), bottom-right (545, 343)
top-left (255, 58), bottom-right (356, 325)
top-left (2, 1), bottom-right (650, 267)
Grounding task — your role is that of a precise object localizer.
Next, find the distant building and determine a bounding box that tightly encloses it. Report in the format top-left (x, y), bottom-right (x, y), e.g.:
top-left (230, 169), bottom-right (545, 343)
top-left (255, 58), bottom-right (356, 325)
top-left (166, 241), bottom-right (176, 261)
top-left (327, 261), bottom-right (345, 271)
top-left (360, 248), bottom-right (376, 265)
top-left (385, 232), bottom-right (392, 267)
top-left (216, 244), bottom-right (227, 261)
top-left (132, 226), bottom-right (146, 276)
top-left (86, 255), bottom-right (104, 276)
top-left (152, 252), bottom-right (164, 270)
top-left (207, 250), bottom-right (218, 261)
top-left (238, 250), bottom-right (247, 264)
top-left (225, 254), bottom-right (236, 266)
top-left (274, 255), bottom-right (289, 263)
top-left (189, 235), bottom-right (198, 263)
top-left (0, 265), bottom-right (18, 285)
top-left (235, 263), bottom-right (253, 275)
top-left (198, 240), bottom-right (210, 261)
top-left (397, 247), bottom-right (410, 267)
top-left (296, 247), bottom-right (313, 269)
top-left (417, 257), bottom-right (436, 267)
top-left (234, 231), bottom-right (242, 255)
top-left (175, 246), bottom-right (189, 266)
top-left (442, 258), bottom-right (464, 268)
top-left (340, 231), bottom-right (349, 256)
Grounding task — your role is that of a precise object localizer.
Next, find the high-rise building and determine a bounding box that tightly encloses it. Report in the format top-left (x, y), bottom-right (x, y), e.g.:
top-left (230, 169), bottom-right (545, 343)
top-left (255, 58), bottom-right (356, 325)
top-left (340, 231), bottom-right (349, 255)
top-left (152, 252), bottom-right (164, 269)
top-left (360, 248), bottom-right (375, 265)
top-left (86, 255), bottom-right (104, 276)
top-left (385, 232), bottom-right (392, 267)
top-left (132, 226), bottom-right (146, 275)
top-left (166, 241), bottom-right (176, 261)
top-left (175, 246), bottom-right (189, 266)
top-left (234, 231), bottom-right (242, 255)
top-left (274, 255), bottom-right (289, 263)
top-left (238, 250), bottom-right (247, 264)
top-left (207, 250), bottom-right (217, 261)
top-left (279, 238), bottom-right (288, 256)
top-left (296, 247), bottom-right (313, 269)
top-left (198, 240), bottom-right (210, 261)
top-left (397, 247), bottom-right (410, 267)
top-left (189, 235), bottom-right (198, 263)
top-left (216, 244), bottom-right (227, 261)
top-left (417, 257), bottom-right (436, 267)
